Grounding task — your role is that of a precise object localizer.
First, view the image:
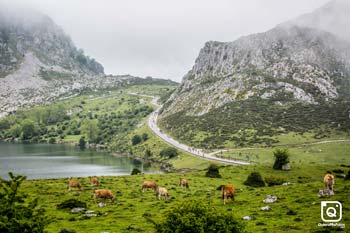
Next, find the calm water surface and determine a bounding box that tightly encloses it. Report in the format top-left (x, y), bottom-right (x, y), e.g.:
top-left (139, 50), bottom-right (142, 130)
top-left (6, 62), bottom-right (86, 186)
top-left (0, 143), bottom-right (161, 179)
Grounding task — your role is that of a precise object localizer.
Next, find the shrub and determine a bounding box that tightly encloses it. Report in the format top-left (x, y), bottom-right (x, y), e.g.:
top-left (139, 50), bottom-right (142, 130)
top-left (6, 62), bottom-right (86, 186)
top-left (132, 135), bottom-right (142, 145)
top-left (205, 164), bottom-right (221, 178)
top-left (265, 175), bottom-right (286, 186)
top-left (244, 172), bottom-right (265, 187)
top-left (154, 202), bottom-right (244, 233)
top-left (79, 136), bottom-right (86, 150)
top-left (57, 199), bottom-right (87, 210)
top-left (0, 172), bottom-right (49, 233)
top-left (49, 137), bottom-right (56, 144)
top-left (142, 133), bottom-right (149, 141)
top-left (59, 229), bottom-right (76, 233)
top-left (159, 147), bottom-right (179, 158)
top-left (131, 168), bottom-right (141, 175)
top-left (345, 170), bottom-right (350, 180)
top-left (144, 149), bottom-right (152, 157)
top-left (273, 149), bottom-right (290, 170)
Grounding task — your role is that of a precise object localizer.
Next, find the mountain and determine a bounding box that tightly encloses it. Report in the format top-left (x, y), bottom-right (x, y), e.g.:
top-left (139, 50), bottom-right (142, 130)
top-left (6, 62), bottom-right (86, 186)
top-left (283, 0), bottom-right (350, 42)
top-left (0, 6), bottom-right (176, 118)
top-left (159, 1), bottom-right (350, 148)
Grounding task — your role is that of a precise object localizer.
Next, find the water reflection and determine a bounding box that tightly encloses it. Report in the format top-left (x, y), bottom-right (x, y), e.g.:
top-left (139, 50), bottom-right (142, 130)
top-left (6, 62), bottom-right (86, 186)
top-left (0, 142), bottom-right (161, 179)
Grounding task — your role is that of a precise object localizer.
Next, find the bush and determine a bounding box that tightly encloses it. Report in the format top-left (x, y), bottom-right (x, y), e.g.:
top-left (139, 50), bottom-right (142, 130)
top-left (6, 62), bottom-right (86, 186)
top-left (159, 147), bottom-right (179, 158)
top-left (49, 137), bottom-right (56, 144)
top-left (154, 202), bottom-right (244, 233)
top-left (131, 168), bottom-right (141, 175)
top-left (57, 199), bottom-right (87, 210)
top-left (142, 133), bottom-right (149, 141)
top-left (79, 136), bottom-right (86, 150)
top-left (345, 170), bottom-right (350, 180)
top-left (265, 175), bottom-right (286, 186)
top-left (244, 172), bottom-right (265, 187)
top-left (59, 229), bottom-right (76, 233)
top-left (132, 135), bottom-right (142, 145)
top-left (144, 149), bottom-right (152, 157)
top-left (0, 172), bottom-right (49, 233)
top-left (205, 164), bottom-right (221, 178)
top-left (273, 149), bottom-right (290, 170)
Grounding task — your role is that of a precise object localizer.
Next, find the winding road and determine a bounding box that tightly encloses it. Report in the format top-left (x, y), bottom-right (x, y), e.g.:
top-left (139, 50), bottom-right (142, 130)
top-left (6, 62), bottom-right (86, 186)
top-left (129, 92), bottom-right (250, 165)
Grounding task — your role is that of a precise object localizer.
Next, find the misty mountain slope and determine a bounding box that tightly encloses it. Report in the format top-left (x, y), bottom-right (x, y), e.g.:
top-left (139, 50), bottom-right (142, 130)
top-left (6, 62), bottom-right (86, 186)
top-left (159, 1), bottom-right (350, 148)
top-left (0, 6), bottom-right (103, 76)
top-left (161, 26), bottom-right (350, 117)
top-left (283, 0), bottom-right (350, 42)
top-left (0, 6), bottom-right (177, 117)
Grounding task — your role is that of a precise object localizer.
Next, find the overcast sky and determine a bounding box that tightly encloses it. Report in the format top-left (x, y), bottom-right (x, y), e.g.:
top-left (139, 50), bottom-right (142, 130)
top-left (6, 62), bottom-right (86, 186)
top-left (3, 0), bottom-right (330, 81)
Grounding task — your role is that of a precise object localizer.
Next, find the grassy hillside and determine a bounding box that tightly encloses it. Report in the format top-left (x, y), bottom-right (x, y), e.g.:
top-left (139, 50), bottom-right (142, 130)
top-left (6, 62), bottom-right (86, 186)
top-left (0, 84), bottom-right (175, 145)
top-left (17, 161), bottom-right (350, 233)
top-left (159, 98), bottom-right (350, 149)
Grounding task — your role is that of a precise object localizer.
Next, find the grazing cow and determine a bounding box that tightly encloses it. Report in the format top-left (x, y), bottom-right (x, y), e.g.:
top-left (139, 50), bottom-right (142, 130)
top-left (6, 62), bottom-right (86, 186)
top-left (142, 181), bottom-right (158, 192)
top-left (179, 178), bottom-right (189, 189)
top-left (93, 189), bottom-right (115, 202)
top-left (324, 174), bottom-right (335, 191)
top-left (221, 184), bottom-right (235, 205)
top-left (156, 187), bottom-right (169, 200)
top-left (89, 176), bottom-right (100, 186)
top-left (67, 178), bottom-right (82, 191)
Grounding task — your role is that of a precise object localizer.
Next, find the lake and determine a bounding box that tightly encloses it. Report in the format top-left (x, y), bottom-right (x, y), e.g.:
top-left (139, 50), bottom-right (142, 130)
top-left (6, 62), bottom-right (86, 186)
top-left (0, 142), bottom-right (162, 179)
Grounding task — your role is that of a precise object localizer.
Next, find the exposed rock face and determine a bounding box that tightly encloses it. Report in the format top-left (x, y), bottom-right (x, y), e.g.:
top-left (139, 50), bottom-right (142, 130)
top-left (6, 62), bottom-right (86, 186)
top-left (0, 6), bottom-right (104, 75)
top-left (161, 26), bottom-right (350, 117)
top-left (160, 0), bottom-right (350, 118)
top-left (0, 6), bottom-right (176, 117)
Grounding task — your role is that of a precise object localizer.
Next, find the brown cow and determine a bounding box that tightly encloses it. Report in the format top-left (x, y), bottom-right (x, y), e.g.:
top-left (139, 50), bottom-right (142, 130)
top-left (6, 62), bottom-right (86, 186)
top-left (93, 189), bottom-right (115, 202)
top-left (156, 187), bottom-right (169, 200)
top-left (142, 181), bottom-right (158, 192)
top-left (179, 178), bottom-right (189, 189)
top-left (221, 184), bottom-right (235, 205)
top-left (67, 178), bottom-right (82, 191)
top-left (89, 176), bottom-right (100, 186)
top-left (324, 174), bottom-right (335, 191)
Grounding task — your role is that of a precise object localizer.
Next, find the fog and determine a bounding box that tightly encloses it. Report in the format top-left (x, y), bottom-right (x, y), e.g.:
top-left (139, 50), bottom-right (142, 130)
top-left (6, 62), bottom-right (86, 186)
top-left (0, 0), bottom-right (332, 81)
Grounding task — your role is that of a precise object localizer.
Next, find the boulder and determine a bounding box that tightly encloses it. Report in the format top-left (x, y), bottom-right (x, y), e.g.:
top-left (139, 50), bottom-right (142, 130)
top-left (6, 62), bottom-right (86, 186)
top-left (243, 216), bottom-right (251, 221)
top-left (261, 206), bottom-right (271, 211)
top-left (263, 195), bottom-right (278, 203)
top-left (282, 164), bottom-right (291, 171)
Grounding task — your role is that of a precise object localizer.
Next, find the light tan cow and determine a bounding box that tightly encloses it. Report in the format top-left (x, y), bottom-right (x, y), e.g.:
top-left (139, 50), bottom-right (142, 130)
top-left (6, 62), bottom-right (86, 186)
top-left (324, 174), bottom-right (335, 191)
top-left (142, 181), bottom-right (158, 192)
top-left (93, 189), bottom-right (115, 202)
top-left (179, 178), bottom-right (189, 189)
top-left (89, 176), bottom-right (100, 186)
top-left (67, 178), bottom-right (82, 191)
top-left (156, 187), bottom-right (169, 200)
top-left (221, 184), bottom-right (235, 205)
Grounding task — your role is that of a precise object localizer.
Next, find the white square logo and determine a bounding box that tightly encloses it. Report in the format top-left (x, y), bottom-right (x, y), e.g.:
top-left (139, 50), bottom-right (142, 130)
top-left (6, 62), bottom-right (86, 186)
top-left (321, 201), bottom-right (342, 223)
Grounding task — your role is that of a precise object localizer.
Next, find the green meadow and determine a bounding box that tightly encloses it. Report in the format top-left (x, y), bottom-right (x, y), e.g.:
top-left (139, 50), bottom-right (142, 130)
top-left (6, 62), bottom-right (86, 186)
top-left (19, 161), bottom-right (350, 233)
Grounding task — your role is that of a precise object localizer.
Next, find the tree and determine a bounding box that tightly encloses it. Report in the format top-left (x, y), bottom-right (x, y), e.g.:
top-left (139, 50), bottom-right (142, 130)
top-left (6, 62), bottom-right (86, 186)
top-left (205, 164), bottom-right (222, 178)
top-left (154, 202), bottom-right (244, 233)
top-left (79, 136), bottom-right (86, 150)
top-left (80, 119), bottom-right (99, 143)
top-left (244, 172), bottom-right (265, 187)
top-left (159, 147), bottom-right (179, 158)
top-left (132, 135), bottom-right (142, 145)
top-left (9, 124), bottom-right (21, 138)
top-left (144, 149), bottom-right (152, 157)
top-left (0, 172), bottom-right (49, 232)
top-left (142, 133), bottom-right (149, 141)
top-left (21, 119), bottom-right (39, 140)
top-left (273, 149), bottom-right (290, 170)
